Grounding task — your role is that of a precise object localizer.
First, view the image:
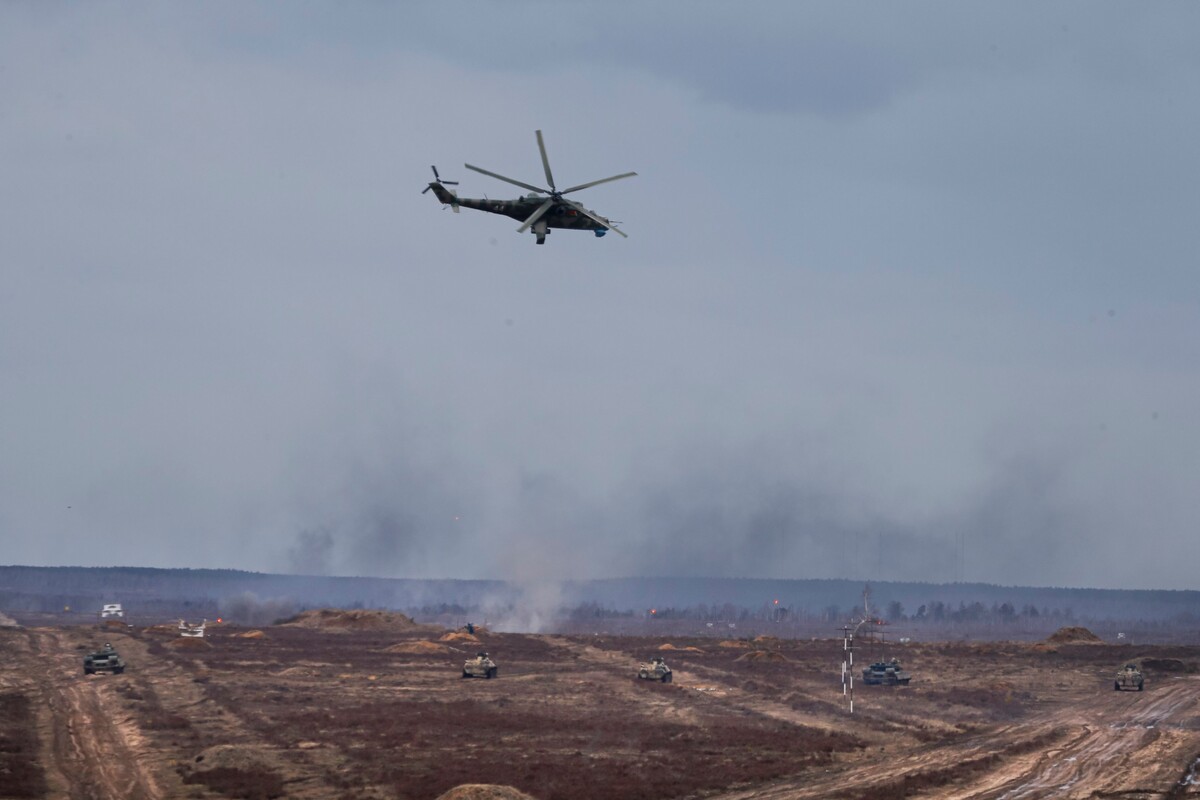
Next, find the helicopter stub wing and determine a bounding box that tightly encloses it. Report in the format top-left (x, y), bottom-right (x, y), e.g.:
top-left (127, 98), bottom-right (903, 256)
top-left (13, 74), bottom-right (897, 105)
top-left (517, 198), bottom-right (556, 233)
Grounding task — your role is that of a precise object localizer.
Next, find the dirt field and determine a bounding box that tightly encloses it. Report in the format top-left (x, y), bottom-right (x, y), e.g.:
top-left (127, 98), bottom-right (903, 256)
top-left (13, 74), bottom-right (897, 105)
top-left (2, 620), bottom-right (1200, 799)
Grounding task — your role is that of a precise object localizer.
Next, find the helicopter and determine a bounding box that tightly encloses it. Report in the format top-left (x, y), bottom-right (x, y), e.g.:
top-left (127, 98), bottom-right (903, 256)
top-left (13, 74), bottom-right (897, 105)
top-left (423, 130), bottom-right (636, 245)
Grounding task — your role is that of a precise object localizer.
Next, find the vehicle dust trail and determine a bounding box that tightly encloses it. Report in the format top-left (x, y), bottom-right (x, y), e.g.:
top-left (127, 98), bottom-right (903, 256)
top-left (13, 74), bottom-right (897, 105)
top-left (27, 629), bottom-right (162, 800)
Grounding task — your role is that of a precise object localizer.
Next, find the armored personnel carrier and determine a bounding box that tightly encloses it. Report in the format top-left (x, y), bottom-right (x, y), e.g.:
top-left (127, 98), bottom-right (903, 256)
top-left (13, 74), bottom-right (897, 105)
top-left (637, 656), bottom-right (673, 683)
top-left (862, 658), bottom-right (910, 686)
top-left (462, 651), bottom-right (497, 679)
top-left (83, 643), bottom-right (125, 675)
top-left (1114, 663), bottom-right (1144, 691)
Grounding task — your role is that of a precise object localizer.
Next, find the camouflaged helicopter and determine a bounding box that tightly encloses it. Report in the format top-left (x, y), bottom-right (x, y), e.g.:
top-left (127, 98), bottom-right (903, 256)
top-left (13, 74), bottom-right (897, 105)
top-left (423, 130), bottom-right (636, 245)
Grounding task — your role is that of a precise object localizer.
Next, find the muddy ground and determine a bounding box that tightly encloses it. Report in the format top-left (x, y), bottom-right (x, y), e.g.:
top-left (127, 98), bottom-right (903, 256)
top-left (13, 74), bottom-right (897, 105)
top-left (2, 622), bottom-right (1199, 799)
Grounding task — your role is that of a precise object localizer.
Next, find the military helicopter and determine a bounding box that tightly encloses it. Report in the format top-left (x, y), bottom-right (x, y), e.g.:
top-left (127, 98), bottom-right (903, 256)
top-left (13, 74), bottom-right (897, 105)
top-left (423, 130), bottom-right (636, 245)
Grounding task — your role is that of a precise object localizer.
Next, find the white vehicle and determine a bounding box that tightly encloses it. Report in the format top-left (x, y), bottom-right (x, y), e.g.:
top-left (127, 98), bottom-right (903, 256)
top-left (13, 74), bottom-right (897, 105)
top-left (100, 603), bottom-right (124, 619)
top-left (178, 619), bottom-right (206, 638)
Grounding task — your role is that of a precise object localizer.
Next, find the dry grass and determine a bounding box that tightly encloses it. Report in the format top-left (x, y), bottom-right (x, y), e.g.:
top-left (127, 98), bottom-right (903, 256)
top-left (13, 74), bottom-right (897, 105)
top-left (174, 629), bottom-right (861, 800)
top-left (735, 650), bottom-right (790, 663)
top-left (277, 608), bottom-right (420, 632)
top-left (233, 630), bottom-right (266, 639)
top-left (0, 693), bottom-right (47, 798)
top-left (167, 637), bottom-right (213, 651)
top-left (181, 767), bottom-right (286, 799)
top-left (385, 640), bottom-right (452, 655)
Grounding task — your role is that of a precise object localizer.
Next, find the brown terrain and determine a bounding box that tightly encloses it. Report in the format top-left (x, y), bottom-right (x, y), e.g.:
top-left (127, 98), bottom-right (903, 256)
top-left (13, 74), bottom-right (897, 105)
top-left (2, 613), bottom-right (1199, 800)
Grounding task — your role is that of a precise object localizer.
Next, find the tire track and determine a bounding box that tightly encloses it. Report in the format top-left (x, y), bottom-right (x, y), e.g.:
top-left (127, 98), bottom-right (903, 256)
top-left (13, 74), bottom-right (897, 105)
top-left (980, 679), bottom-right (1200, 800)
top-left (28, 629), bottom-right (161, 800)
top-left (714, 677), bottom-right (1200, 800)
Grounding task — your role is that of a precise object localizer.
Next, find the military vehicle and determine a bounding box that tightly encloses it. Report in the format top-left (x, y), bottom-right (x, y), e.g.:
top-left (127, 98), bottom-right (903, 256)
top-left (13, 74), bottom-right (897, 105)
top-left (637, 656), bottom-right (673, 683)
top-left (462, 651), bottom-right (498, 679)
top-left (424, 130), bottom-right (636, 244)
top-left (1114, 663), bottom-right (1145, 691)
top-left (83, 643), bottom-right (125, 675)
top-left (862, 658), bottom-right (911, 686)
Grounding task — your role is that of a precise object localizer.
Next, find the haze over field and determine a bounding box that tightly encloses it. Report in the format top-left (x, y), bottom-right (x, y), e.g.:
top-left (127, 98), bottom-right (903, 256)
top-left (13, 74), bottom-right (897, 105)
top-left (3, 3), bottom-right (1199, 590)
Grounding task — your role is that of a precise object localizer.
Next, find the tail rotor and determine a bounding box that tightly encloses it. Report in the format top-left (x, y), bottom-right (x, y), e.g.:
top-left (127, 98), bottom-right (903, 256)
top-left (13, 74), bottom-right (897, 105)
top-left (421, 165), bottom-right (459, 194)
top-left (423, 165), bottom-right (460, 211)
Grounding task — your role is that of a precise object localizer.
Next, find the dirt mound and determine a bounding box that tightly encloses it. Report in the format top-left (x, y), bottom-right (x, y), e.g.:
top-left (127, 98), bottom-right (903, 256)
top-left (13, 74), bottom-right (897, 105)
top-left (102, 619), bottom-right (127, 629)
top-left (752, 635), bottom-right (780, 644)
top-left (232, 630), bottom-right (265, 639)
top-left (735, 650), bottom-right (789, 663)
top-left (1045, 626), bottom-right (1104, 644)
top-left (1140, 657), bottom-right (1188, 672)
top-left (278, 608), bottom-right (419, 632)
top-left (441, 631), bottom-right (481, 643)
top-left (436, 785), bottom-right (537, 800)
top-left (191, 743), bottom-right (281, 773)
top-left (385, 640), bottom-right (452, 655)
top-left (144, 624), bottom-right (181, 636)
top-left (718, 640), bottom-right (751, 649)
top-left (167, 637), bottom-right (212, 650)
top-left (658, 644), bottom-right (704, 653)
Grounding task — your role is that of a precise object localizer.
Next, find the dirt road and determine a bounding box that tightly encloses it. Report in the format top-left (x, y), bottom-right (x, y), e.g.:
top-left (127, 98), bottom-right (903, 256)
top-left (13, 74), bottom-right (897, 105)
top-left (972, 677), bottom-right (1200, 799)
top-left (22, 629), bottom-right (163, 800)
top-left (716, 674), bottom-right (1200, 800)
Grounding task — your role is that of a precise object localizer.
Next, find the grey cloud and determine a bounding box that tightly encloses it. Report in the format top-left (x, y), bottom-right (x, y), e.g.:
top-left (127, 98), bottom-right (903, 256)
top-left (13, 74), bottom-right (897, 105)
top-left (2, 3), bottom-right (1199, 594)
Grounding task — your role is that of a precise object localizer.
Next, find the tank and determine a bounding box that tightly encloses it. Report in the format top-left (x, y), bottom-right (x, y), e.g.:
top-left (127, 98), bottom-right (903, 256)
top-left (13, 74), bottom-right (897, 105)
top-left (1114, 663), bottom-right (1144, 691)
top-left (637, 656), bottom-right (673, 683)
top-left (862, 658), bottom-right (911, 686)
top-left (462, 651), bottom-right (497, 679)
top-left (83, 643), bottom-right (125, 675)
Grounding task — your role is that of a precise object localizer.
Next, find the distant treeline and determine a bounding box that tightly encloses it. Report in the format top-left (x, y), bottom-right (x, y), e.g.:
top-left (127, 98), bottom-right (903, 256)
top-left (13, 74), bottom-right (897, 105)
top-left (3, 566), bottom-right (1199, 636)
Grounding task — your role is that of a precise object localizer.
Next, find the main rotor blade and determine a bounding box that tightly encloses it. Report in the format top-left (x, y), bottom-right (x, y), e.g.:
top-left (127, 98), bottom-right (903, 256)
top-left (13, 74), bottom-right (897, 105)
top-left (464, 163), bottom-right (548, 195)
top-left (535, 130), bottom-right (556, 191)
top-left (567, 200), bottom-right (628, 238)
top-left (560, 171), bottom-right (638, 195)
top-left (516, 198), bottom-right (556, 233)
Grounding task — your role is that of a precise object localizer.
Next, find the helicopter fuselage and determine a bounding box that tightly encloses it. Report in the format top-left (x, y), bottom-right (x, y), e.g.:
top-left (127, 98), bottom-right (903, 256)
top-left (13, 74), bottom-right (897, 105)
top-left (428, 183), bottom-right (609, 235)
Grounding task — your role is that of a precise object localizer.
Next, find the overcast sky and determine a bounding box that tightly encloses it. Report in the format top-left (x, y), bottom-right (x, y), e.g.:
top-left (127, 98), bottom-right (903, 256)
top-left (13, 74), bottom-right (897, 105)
top-left (3, 3), bottom-right (1198, 590)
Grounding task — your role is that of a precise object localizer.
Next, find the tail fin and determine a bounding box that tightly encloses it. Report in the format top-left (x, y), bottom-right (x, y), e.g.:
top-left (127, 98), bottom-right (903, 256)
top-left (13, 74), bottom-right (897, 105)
top-left (428, 182), bottom-right (459, 207)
